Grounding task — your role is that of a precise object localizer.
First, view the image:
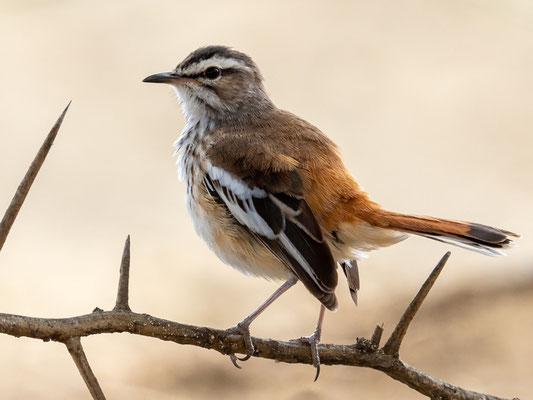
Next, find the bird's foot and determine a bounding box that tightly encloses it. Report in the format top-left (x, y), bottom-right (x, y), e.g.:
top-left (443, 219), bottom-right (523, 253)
top-left (290, 331), bottom-right (322, 381)
top-left (226, 321), bottom-right (255, 368)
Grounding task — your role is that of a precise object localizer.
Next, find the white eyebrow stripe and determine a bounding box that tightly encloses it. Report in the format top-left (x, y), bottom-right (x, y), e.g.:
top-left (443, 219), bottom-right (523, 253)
top-left (178, 56), bottom-right (249, 76)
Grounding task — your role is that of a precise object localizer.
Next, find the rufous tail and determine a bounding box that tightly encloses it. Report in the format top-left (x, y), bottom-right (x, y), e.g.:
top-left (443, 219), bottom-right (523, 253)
top-left (369, 211), bottom-right (519, 256)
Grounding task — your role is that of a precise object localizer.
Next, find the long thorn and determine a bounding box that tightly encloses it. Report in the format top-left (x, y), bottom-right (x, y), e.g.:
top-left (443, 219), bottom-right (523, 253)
top-left (113, 235), bottom-right (131, 311)
top-left (0, 102), bottom-right (71, 252)
top-left (383, 252), bottom-right (451, 356)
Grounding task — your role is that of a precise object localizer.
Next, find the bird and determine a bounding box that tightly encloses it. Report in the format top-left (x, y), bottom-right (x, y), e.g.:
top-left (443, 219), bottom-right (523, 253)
top-left (143, 45), bottom-right (518, 379)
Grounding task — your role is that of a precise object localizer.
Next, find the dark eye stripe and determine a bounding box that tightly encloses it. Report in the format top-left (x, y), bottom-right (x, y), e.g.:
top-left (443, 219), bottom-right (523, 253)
top-left (220, 67), bottom-right (238, 75)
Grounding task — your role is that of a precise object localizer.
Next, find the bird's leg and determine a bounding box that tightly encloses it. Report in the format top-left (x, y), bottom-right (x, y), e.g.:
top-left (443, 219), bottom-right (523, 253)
top-left (291, 304), bottom-right (326, 381)
top-left (227, 276), bottom-right (298, 367)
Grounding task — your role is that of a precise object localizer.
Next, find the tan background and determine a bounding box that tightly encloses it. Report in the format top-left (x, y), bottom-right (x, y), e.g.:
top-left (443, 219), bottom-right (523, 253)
top-left (0, 1), bottom-right (532, 399)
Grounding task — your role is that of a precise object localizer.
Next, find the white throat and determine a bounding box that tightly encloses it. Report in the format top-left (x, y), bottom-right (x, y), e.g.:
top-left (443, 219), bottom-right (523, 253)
top-left (173, 86), bottom-right (204, 124)
top-left (172, 87), bottom-right (214, 183)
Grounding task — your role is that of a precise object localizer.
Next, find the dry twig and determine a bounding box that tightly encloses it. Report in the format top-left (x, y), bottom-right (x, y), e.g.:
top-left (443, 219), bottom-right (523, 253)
top-left (0, 106), bottom-right (518, 400)
top-left (65, 337), bottom-right (106, 400)
top-left (383, 252), bottom-right (450, 356)
top-left (0, 101), bottom-right (70, 251)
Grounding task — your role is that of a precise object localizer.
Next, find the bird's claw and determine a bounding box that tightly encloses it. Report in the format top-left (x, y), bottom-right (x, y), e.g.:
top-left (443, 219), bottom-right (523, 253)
top-left (226, 322), bottom-right (255, 368)
top-left (229, 354), bottom-right (242, 369)
top-left (290, 333), bottom-right (322, 381)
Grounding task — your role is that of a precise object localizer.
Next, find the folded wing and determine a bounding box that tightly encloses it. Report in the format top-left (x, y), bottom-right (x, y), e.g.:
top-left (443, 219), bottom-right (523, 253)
top-left (205, 164), bottom-right (338, 310)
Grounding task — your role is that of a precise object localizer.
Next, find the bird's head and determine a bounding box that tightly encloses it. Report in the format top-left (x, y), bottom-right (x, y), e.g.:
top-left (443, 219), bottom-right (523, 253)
top-left (144, 46), bottom-right (273, 123)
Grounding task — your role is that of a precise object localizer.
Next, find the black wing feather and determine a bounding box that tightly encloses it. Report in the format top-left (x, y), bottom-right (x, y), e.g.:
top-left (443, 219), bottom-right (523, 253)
top-left (264, 217), bottom-right (337, 309)
top-left (252, 196), bottom-right (285, 235)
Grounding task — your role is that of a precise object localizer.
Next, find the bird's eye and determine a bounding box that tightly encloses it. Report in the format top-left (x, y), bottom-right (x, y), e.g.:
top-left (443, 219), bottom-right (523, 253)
top-left (204, 67), bottom-right (221, 80)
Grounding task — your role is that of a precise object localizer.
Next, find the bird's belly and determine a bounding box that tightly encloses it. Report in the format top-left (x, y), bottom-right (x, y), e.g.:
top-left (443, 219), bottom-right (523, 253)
top-left (186, 185), bottom-right (292, 281)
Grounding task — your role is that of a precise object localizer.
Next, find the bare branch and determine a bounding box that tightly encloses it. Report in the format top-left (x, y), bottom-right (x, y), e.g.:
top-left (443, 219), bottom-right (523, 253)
top-left (383, 252), bottom-right (451, 357)
top-left (0, 308), bottom-right (512, 400)
top-left (0, 102), bottom-right (71, 252)
top-left (65, 337), bottom-right (106, 400)
top-left (113, 235), bottom-right (131, 311)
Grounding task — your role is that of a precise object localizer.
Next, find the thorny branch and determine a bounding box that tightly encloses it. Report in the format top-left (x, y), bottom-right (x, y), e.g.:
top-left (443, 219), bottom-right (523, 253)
top-left (0, 303), bottom-right (514, 400)
top-left (0, 106), bottom-right (518, 400)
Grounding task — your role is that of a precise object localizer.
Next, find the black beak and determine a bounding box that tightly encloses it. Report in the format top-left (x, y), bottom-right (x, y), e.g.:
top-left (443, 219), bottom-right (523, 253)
top-left (143, 72), bottom-right (182, 84)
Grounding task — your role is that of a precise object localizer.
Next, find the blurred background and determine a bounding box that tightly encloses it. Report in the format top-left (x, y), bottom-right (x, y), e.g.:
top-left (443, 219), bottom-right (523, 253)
top-left (0, 0), bottom-right (532, 398)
